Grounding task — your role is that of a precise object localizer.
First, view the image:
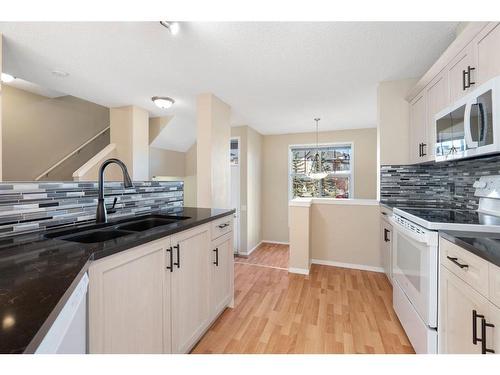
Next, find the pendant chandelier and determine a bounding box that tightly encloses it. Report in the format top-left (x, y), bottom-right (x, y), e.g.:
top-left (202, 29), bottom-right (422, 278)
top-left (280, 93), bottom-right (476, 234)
top-left (307, 118), bottom-right (329, 180)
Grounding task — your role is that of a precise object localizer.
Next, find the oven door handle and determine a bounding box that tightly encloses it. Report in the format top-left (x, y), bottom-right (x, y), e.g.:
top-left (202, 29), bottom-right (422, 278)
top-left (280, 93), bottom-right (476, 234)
top-left (390, 217), bottom-right (430, 245)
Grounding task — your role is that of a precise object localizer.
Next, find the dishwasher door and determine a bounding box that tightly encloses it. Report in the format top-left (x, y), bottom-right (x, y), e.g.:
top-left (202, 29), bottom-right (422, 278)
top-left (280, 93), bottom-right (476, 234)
top-left (35, 273), bottom-right (89, 354)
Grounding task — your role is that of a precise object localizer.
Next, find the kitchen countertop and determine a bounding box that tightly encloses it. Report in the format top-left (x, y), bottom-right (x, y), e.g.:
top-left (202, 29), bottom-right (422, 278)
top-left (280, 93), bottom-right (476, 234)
top-left (440, 230), bottom-right (500, 268)
top-left (0, 206), bottom-right (234, 354)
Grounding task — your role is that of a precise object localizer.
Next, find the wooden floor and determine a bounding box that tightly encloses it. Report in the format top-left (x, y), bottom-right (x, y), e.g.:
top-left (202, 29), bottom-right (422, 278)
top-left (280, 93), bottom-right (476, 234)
top-left (235, 242), bottom-right (289, 269)
top-left (192, 244), bottom-right (414, 354)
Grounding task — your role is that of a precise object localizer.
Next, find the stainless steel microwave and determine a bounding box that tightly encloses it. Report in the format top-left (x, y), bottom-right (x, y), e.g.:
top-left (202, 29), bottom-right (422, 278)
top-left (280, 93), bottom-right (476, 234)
top-left (435, 76), bottom-right (500, 162)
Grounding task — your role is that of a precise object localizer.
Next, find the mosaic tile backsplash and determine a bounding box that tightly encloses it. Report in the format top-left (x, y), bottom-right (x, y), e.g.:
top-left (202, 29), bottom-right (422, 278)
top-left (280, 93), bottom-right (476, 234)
top-left (380, 154), bottom-right (500, 210)
top-left (0, 180), bottom-right (183, 237)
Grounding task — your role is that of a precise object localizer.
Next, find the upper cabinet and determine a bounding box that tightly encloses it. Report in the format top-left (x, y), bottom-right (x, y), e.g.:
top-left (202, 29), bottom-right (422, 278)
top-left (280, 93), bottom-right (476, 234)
top-left (409, 91), bottom-right (427, 164)
top-left (406, 22), bottom-right (500, 165)
top-left (447, 43), bottom-right (477, 103)
top-left (425, 70), bottom-right (449, 161)
top-left (475, 23), bottom-right (500, 85)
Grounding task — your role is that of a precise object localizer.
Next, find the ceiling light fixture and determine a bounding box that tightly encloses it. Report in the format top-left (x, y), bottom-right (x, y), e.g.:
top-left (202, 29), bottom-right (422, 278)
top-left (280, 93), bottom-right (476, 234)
top-left (152, 96), bottom-right (175, 109)
top-left (307, 118), bottom-right (329, 180)
top-left (51, 70), bottom-right (69, 78)
top-left (160, 21), bottom-right (180, 35)
top-left (1, 73), bottom-right (15, 83)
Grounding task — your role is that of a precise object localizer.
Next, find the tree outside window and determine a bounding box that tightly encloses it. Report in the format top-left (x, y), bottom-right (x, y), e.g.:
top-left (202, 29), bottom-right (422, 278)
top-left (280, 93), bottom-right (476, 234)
top-left (290, 144), bottom-right (352, 199)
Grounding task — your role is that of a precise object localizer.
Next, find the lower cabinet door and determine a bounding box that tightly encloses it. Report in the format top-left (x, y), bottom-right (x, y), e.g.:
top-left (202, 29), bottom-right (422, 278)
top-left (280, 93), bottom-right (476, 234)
top-left (171, 225), bottom-right (211, 353)
top-left (380, 218), bottom-right (392, 283)
top-left (486, 302), bottom-right (500, 355)
top-left (210, 232), bottom-right (234, 319)
top-left (88, 238), bottom-right (170, 353)
top-left (439, 266), bottom-right (489, 354)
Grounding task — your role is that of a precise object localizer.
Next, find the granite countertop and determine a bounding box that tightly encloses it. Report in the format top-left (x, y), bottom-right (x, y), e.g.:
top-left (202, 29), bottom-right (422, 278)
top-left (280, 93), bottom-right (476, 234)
top-left (0, 206), bottom-right (234, 354)
top-left (440, 230), bottom-right (500, 268)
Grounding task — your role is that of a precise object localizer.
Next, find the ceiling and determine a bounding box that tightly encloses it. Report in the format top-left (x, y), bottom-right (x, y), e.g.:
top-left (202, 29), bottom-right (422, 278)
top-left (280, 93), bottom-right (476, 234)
top-left (0, 22), bottom-right (459, 151)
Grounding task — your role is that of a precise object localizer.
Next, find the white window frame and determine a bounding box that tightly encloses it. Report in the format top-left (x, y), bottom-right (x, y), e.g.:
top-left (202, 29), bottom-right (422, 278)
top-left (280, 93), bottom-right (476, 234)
top-left (288, 142), bottom-right (354, 201)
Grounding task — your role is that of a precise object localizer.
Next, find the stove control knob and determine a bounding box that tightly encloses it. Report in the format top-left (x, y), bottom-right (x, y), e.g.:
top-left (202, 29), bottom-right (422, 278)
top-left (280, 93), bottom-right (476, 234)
top-left (473, 180), bottom-right (488, 189)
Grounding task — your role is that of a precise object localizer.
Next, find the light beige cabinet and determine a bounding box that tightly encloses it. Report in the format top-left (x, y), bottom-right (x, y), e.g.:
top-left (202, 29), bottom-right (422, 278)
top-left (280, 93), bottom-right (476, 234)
top-left (171, 224), bottom-right (211, 353)
top-left (447, 43), bottom-right (477, 104)
top-left (89, 217), bottom-right (234, 354)
top-left (425, 71), bottom-right (448, 160)
top-left (409, 91), bottom-right (427, 164)
top-left (380, 212), bottom-right (392, 283)
top-left (405, 22), bottom-right (500, 164)
top-left (439, 266), bottom-right (488, 354)
top-left (439, 237), bottom-right (500, 354)
top-left (210, 232), bottom-right (234, 319)
top-left (88, 238), bottom-right (170, 353)
top-left (475, 23), bottom-right (500, 85)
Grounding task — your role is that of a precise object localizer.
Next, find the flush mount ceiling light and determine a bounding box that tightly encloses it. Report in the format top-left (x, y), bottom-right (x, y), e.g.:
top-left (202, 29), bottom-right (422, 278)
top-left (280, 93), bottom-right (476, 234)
top-left (51, 70), bottom-right (69, 78)
top-left (160, 21), bottom-right (180, 35)
top-left (152, 96), bottom-right (175, 109)
top-left (307, 118), bottom-right (329, 180)
top-left (1, 73), bottom-right (15, 83)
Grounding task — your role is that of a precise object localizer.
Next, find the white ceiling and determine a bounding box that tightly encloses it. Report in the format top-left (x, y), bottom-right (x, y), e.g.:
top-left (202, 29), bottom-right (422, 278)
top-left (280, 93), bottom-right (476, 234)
top-left (0, 22), bottom-right (459, 151)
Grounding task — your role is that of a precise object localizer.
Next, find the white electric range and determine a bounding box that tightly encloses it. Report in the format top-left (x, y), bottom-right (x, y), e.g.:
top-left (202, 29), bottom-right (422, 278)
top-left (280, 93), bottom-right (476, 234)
top-left (389, 175), bottom-right (500, 354)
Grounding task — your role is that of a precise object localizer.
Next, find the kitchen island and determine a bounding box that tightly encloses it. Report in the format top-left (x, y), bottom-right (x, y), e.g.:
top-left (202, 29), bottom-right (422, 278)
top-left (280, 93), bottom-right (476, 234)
top-left (0, 207), bottom-right (234, 354)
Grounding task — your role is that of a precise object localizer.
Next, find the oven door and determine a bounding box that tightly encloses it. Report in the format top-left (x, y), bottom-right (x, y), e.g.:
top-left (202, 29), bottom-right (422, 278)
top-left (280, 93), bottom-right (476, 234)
top-left (391, 218), bottom-right (438, 328)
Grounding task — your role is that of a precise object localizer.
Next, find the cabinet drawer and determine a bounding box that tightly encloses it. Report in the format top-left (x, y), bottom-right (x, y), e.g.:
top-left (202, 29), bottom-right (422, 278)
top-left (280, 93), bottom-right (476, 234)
top-left (211, 216), bottom-right (233, 240)
top-left (440, 237), bottom-right (489, 297)
top-left (489, 263), bottom-right (500, 308)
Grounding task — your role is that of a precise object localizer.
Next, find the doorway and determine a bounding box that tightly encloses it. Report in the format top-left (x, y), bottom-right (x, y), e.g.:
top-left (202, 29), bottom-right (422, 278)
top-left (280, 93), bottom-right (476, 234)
top-left (230, 137), bottom-right (240, 254)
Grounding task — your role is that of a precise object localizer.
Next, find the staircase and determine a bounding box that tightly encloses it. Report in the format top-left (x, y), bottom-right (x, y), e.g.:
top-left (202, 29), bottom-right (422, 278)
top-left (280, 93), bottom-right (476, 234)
top-left (35, 127), bottom-right (110, 181)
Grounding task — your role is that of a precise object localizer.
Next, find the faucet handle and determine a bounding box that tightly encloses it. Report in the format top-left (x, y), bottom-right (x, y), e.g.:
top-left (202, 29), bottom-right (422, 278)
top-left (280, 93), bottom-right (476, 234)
top-left (106, 197), bottom-right (118, 214)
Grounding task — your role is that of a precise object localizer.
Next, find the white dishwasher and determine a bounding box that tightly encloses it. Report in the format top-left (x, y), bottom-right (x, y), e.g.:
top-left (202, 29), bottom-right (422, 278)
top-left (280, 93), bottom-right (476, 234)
top-left (35, 273), bottom-right (89, 354)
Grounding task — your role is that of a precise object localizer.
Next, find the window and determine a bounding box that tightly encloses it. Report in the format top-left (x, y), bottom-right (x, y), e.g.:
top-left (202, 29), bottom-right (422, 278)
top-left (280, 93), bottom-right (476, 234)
top-left (230, 138), bottom-right (239, 165)
top-left (289, 143), bottom-right (353, 199)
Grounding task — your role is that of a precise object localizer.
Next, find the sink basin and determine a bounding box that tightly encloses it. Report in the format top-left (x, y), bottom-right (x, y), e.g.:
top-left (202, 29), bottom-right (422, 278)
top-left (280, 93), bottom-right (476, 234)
top-left (43, 213), bottom-right (192, 243)
top-left (61, 229), bottom-right (132, 244)
top-left (117, 217), bottom-right (178, 232)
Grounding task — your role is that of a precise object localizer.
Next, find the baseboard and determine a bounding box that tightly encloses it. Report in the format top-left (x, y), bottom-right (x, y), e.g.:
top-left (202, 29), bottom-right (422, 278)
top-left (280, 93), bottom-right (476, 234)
top-left (311, 259), bottom-right (384, 273)
top-left (288, 267), bottom-right (310, 275)
top-left (238, 241), bottom-right (263, 257)
top-left (262, 240), bottom-right (289, 245)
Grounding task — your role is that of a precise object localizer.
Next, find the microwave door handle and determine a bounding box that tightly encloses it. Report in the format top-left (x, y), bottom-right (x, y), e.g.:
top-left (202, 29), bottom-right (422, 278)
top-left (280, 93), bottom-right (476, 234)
top-left (464, 100), bottom-right (479, 148)
top-left (478, 102), bottom-right (487, 144)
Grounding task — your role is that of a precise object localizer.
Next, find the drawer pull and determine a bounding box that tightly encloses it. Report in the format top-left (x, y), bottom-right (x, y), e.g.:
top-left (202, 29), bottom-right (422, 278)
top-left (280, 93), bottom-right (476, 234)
top-left (173, 244), bottom-right (180, 269)
top-left (213, 247), bottom-right (219, 266)
top-left (473, 309), bottom-right (484, 345)
top-left (481, 318), bottom-right (495, 354)
top-left (384, 228), bottom-right (390, 242)
top-left (447, 256), bottom-right (469, 269)
top-left (166, 246), bottom-right (173, 272)
top-left (218, 223), bottom-right (230, 229)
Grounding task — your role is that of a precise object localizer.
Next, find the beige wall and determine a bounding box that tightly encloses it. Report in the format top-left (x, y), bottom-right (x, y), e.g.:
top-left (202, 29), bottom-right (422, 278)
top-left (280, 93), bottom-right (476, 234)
top-left (184, 143), bottom-right (197, 207)
top-left (196, 93), bottom-right (231, 209)
top-left (288, 203), bottom-right (311, 273)
top-left (377, 78), bottom-right (417, 166)
top-left (110, 105), bottom-right (149, 181)
top-left (231, 126), bottom-right (263, 254)
top-left (310, 202), bottom-right (381, 269)
top-left (2, 85), bottom-right (109, 181)
top-left (262, 128), bottom-right (377, 242)
top-left (149, 147), bottom-right (185, 178)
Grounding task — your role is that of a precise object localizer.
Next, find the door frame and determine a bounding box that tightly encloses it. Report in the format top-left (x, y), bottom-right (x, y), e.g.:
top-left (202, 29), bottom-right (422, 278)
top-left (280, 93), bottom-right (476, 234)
top-left (230, 136), bottom-right (241, 255)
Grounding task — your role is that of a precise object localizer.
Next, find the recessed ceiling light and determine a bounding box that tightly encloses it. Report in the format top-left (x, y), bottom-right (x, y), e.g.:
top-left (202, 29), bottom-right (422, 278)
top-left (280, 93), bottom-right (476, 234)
top-left (152, 96), bottom-right (175, 109)
top-left (51, 70), bottom-right (69, 77)
top-left (160, 21), bottom-right (180, 35)
top-left (1, 73), bottom-right (15, 83)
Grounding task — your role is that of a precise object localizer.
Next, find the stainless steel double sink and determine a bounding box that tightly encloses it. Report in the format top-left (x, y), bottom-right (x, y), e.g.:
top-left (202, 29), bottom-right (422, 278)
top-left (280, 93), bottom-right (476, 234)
top-left (44, 214), bottom-right (191, 244)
